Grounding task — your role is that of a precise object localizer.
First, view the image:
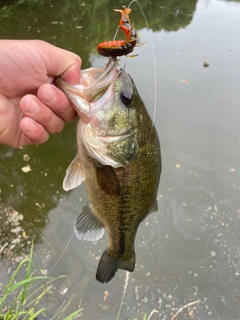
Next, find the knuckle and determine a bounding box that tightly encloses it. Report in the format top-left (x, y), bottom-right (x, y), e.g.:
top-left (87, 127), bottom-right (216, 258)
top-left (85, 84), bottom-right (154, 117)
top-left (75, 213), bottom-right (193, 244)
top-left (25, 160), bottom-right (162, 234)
top-left (47, 118), bottom-right (65, 134)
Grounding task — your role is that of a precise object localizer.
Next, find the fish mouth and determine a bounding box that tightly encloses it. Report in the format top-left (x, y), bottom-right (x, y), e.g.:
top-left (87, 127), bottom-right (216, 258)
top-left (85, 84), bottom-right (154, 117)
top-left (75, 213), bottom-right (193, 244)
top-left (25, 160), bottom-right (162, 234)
top-left (83, 58), bottom-right (122, 102)
top-left (56, 58), bottom-right (121, 103)
top-left (96, 131), bottom-right (131, 140)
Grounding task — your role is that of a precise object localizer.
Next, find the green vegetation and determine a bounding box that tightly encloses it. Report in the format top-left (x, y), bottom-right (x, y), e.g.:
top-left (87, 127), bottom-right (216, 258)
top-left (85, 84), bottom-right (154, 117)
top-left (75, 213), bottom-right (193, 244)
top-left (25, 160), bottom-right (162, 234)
top-left (0, 243), bottom-right (83, 319)
top-left (133, 313), bottom-right (147, 320)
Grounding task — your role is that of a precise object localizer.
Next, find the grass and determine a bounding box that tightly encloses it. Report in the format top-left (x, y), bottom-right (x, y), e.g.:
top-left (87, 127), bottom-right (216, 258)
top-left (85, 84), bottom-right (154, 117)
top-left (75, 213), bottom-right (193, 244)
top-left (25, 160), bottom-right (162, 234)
top-left (0, 242), bottom-right (83, 320)
top-left (0, 244), bottom-right (161, 320)
top-left (132, 313), bottom-right (147, 320)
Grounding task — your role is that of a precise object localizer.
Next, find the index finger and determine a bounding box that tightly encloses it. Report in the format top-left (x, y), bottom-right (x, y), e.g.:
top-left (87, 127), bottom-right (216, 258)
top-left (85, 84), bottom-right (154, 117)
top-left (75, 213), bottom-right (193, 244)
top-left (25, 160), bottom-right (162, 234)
top-left (37, 41), bottom-right (82, 85)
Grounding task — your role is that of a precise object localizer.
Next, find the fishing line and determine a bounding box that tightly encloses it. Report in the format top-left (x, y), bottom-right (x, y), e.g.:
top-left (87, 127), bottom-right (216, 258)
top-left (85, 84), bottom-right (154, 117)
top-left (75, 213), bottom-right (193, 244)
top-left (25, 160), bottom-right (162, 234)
top-left (115, 1), bottom-right (157, 314)
top-left (113, 27), bottom-right (120, 41)
top-left (45, 231), bottom-right (75, 276)
top-left (0, 231), bottom-right (75, 298)
top-left (128, 0), bottom-right (157, 132)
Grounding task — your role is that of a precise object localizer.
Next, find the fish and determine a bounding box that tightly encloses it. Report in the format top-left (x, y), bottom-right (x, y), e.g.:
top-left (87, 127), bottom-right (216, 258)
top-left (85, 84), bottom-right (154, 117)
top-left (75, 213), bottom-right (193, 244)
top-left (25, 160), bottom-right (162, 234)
top-left (56, 57), bottom-right (161, 283)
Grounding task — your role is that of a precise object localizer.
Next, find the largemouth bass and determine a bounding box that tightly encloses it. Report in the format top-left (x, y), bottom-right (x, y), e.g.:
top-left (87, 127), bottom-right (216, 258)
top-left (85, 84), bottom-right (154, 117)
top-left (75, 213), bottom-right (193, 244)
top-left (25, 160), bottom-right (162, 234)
top-left (56, 58), bottom-right (161, 283)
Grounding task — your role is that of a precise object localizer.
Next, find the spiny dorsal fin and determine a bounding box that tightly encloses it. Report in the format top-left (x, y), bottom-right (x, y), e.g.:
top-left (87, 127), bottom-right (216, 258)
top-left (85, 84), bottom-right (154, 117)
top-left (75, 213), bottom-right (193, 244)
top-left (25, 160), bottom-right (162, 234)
top-left (74, 203), bottom-right (105, 242)
top-left (63, 154), bottom-right (85, 191)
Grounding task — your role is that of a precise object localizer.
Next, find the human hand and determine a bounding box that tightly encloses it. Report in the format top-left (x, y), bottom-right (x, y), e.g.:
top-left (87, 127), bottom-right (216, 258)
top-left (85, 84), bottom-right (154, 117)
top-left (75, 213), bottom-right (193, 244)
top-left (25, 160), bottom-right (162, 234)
top-left (0, 40), bottom-right (81, 147)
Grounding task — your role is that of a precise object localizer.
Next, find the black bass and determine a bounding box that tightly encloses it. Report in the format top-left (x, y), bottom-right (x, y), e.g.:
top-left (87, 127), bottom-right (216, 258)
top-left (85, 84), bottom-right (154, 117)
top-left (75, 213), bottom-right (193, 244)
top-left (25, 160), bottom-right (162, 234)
top-left (56, 58), bottom-right (161, 283)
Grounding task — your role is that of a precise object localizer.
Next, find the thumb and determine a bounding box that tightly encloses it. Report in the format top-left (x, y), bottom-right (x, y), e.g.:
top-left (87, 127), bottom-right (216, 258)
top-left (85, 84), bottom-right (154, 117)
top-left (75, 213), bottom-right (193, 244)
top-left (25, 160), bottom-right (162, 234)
top-left (38, 41), bottom-right (81, 85)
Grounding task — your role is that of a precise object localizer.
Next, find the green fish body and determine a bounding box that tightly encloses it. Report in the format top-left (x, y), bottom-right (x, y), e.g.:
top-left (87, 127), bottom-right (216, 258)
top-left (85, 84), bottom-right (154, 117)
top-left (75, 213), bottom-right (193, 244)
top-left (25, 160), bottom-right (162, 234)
top-left (56, 58), bottom-right (161, 283)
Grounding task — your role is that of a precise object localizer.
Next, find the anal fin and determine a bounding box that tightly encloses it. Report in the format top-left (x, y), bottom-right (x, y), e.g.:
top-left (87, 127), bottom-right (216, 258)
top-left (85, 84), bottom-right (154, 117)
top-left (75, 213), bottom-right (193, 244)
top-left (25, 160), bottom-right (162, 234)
top-left (74, 203), bottom-right (105, 242)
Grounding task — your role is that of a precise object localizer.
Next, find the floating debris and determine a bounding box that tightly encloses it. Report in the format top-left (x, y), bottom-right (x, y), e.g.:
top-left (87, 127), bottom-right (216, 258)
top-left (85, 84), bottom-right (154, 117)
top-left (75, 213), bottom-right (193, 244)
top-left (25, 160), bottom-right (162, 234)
top-left (10, 226), bottom-right (22, 234)
top-left (21, 164), bottom-right (32, 173)
top-left (180, 80), bottom-right (193, 86)
top-left (171, 300), bottom-right (201, 320)
top-left (210, 251), bottom-right (217, 257)
top-left (0, 207), bottom-right (28, 260)
top-left (59, 287), bottom-right (69, 295)
top-left (103, 291), bottom-right (109, 301)
top-left (23, 154), bottom-right (30, 161)
top-left (203, 61), bottom-right (210, 67)
top-left (6, 208), bottom-right (23, 224)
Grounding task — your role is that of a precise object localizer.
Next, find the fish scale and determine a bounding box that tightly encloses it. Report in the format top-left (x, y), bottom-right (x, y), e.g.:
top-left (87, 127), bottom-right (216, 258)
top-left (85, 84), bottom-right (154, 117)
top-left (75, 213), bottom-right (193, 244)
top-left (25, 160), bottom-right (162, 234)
top-left (56, 58), bottom-right (161, 283)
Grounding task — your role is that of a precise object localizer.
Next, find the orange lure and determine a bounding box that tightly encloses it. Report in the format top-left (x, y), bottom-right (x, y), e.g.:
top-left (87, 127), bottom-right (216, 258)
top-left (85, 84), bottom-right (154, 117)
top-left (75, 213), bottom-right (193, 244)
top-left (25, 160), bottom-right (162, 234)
top-left (97, 7), bottom-right (137, 57)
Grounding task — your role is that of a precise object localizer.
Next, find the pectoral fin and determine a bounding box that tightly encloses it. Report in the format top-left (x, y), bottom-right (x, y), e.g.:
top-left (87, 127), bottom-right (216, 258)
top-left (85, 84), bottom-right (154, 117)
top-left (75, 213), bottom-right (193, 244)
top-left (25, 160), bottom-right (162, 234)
top-left (63, 154), bottom-right (85, 191)
top-left (74, 203), bottom-right (105, 242)
top-left (96, 165), bottom-right (120, 195)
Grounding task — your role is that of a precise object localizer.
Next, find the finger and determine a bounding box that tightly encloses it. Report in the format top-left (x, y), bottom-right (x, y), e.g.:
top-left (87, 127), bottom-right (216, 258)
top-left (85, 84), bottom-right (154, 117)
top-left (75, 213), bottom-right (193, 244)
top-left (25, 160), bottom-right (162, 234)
top-left (20, 95), bottom-right (65, 134)
top-left (19, 117), bottom-right (49, 145)
top-left (37, 84), bottom-right (77, 122)
top-left (37, 41), bottom-right (81, 85)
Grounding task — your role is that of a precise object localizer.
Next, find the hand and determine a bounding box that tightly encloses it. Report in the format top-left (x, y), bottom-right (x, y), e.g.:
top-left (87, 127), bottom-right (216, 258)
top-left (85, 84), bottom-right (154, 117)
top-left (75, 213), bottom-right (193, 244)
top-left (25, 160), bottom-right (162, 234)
top-left (0, 40), bottom-right (81, 147)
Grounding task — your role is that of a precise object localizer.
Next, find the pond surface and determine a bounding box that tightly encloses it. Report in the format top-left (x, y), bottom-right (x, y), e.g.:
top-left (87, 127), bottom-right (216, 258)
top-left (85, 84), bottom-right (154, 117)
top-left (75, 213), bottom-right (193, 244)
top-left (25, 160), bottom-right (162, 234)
top-left (1, 0), bottom-right (240, 319)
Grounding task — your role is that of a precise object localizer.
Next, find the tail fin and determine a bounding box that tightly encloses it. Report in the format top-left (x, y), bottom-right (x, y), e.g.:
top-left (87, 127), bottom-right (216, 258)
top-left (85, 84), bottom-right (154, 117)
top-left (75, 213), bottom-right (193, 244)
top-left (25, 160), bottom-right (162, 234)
top-left (96, 250), bottom-right (135, 283)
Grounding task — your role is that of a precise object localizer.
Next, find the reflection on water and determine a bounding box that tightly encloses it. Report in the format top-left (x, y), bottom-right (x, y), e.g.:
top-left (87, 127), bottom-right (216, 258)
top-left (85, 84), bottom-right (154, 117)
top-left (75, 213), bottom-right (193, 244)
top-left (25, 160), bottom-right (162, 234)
top-left (1, 0), bottom-right (240, 319)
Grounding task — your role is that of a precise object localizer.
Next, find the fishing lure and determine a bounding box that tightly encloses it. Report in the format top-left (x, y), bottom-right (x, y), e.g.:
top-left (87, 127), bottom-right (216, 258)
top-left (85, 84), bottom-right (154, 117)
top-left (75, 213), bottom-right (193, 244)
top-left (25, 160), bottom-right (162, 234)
top-left (97, 7), bottom-right (137, 57)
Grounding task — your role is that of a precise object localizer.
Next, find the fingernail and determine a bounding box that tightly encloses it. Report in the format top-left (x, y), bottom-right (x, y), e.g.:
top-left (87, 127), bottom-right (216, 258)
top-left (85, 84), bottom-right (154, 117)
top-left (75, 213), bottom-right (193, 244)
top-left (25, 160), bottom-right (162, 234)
top-left (26, 98), bottom-right (39, 113)
top-left (41, 86), bottom-right (56, 103)
top-left (25, 119), bottom-right (37, 133)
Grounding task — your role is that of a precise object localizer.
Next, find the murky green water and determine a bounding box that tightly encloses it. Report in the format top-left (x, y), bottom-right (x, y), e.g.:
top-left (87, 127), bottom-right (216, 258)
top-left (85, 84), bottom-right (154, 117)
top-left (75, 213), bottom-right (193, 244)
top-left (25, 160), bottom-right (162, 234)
top-left (1, 0), bottom-right (240, 319)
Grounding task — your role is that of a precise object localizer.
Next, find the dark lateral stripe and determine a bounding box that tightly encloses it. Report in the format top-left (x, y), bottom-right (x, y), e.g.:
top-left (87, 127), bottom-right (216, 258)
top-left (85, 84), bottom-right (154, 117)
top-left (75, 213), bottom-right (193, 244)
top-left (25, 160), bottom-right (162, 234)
top-left (119, 231), bottom-right (125, 255)
top-left (119, 204), bottom-right (126, 255)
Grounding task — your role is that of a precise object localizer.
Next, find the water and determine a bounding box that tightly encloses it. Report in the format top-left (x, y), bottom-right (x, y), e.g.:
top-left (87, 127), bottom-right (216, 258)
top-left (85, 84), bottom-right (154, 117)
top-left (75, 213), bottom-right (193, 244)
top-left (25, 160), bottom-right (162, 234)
top-left (0, 0), bottom-right (240, 319)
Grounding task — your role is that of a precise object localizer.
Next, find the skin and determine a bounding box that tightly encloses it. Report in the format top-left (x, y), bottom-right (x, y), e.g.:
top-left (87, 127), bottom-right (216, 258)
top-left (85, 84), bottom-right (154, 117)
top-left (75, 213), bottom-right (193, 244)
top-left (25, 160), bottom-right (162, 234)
top-left (0, 40), bottom-right (81, 147)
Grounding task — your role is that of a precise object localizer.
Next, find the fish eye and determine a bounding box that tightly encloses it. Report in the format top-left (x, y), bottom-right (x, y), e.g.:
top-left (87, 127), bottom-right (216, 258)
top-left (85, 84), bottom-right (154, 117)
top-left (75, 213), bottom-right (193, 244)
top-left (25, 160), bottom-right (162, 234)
top-left (120, 91), bottom-right (133, 106)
